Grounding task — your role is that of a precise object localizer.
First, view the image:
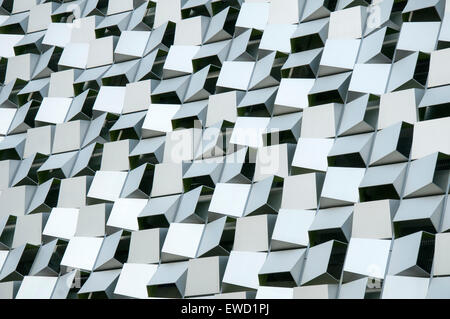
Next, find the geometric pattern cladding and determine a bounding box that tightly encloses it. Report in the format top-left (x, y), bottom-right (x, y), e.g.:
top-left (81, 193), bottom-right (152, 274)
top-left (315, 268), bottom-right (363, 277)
top-left (0, 0), bottom-right (449, 299)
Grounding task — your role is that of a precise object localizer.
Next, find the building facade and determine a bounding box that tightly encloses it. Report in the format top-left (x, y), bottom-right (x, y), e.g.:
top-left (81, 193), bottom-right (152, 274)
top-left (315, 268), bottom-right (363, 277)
top-left (0, 0), bottom-right (449, 299)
